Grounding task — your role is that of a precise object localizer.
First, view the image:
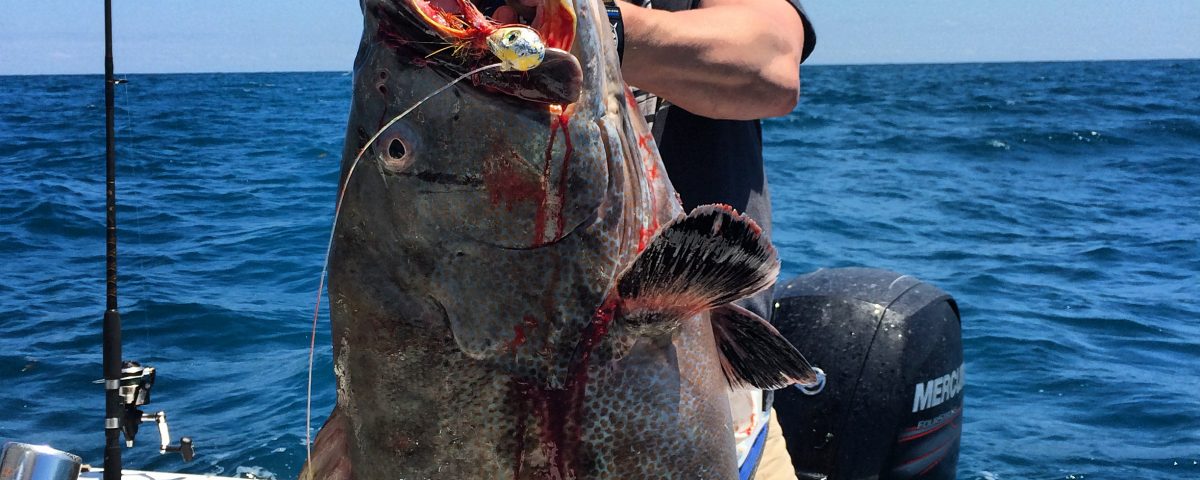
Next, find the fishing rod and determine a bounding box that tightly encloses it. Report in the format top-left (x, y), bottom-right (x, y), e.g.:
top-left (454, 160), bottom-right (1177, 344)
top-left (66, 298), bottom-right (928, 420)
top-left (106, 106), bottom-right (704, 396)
top-left (101, 2), bottom-right (193, 478)
top-left (102, 2), bottom-right (123, 479)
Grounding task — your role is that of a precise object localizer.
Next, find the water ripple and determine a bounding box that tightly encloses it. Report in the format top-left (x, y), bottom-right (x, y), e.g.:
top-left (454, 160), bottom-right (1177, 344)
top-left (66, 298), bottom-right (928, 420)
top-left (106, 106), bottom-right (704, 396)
top-left (3, 61), bottom-right (1200, 478)
top-left (772, 60), bottom-right (1200, 478)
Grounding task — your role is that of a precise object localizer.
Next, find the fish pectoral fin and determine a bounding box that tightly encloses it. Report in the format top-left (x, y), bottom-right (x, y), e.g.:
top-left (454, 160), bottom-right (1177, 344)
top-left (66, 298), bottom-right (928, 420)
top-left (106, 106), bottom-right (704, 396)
top-left (711, 303), bottom-right (820, 390)
top-left (616, 204), bottom-right (779, 336)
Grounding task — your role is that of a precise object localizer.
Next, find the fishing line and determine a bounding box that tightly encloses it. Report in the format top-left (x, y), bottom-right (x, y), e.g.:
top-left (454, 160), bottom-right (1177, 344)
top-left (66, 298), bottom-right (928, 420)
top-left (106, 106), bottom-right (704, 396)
top-left (114, 74), bottom-right (153, 338)
top-left (304, 63), bottom-right (503, 465)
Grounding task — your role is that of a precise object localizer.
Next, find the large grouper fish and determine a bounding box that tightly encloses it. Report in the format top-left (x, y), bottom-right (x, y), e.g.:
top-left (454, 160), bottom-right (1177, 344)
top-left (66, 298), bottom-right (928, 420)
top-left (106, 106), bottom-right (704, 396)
top-left (303, 0), bottom-right (820, 478)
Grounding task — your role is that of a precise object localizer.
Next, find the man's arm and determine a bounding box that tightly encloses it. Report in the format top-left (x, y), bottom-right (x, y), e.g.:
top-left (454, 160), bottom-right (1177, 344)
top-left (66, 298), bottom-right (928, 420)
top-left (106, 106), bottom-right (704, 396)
top-left (617, 0), bottom-right (808, 120)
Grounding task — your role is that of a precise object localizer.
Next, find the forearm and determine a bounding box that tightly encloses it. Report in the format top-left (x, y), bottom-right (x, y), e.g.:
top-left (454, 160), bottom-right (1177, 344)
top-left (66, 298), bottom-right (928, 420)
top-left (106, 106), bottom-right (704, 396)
top-left (617, 0), bottom-right (805, 120)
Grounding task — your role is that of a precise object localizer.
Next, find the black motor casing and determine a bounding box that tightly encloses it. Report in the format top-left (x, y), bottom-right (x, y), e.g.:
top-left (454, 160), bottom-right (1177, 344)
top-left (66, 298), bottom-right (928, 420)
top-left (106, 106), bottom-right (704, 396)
top-left (771, 268), bottom-right (963, 479)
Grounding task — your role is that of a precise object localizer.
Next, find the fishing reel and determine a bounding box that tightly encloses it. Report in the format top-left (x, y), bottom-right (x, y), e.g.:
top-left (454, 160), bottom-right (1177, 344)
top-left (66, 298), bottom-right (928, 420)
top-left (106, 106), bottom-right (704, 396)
top-left (117, 361), bottom-right (195, 462)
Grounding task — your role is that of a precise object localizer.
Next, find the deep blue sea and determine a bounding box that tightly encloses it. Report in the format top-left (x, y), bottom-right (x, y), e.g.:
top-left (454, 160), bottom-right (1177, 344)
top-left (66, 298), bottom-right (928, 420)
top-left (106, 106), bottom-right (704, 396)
top-left (2, 59), bottom-right (1198, 479)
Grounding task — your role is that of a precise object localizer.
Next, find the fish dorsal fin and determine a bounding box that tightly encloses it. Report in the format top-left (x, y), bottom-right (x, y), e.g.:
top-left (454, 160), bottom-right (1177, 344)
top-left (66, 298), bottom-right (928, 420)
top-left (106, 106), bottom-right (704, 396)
top-left (615, 204), bottom-right (779, 336)
top-left (710, 303), bottom-right (820, 390)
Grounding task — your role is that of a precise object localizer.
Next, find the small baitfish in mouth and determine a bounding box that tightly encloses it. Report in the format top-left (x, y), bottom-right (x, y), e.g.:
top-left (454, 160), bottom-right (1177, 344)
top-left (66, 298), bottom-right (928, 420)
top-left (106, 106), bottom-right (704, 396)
top-left (374, 0), bottom-right (583, 104)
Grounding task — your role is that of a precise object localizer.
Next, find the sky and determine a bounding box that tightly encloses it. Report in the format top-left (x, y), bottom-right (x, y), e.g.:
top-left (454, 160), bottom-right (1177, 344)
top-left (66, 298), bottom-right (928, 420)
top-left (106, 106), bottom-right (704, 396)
top-left (1, 0), bottom-right (1199, 75)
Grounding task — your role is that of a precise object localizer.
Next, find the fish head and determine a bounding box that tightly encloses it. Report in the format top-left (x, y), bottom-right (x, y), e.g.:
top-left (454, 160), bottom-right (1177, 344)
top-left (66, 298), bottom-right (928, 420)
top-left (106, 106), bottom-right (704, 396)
top-left (338, 0), bottom-right (652, 385)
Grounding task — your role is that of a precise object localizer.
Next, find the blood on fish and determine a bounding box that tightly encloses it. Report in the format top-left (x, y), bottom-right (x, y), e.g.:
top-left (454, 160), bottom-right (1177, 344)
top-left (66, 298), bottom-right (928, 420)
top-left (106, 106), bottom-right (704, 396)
top-left (533, 117), bottom-right (559, 246)
top-left (509, 381), bottom-right (530, 480)
top-left (483, 146), bottom-right (545, 210)
top-left (575, 296), bottom-right (618, 374)
top-left (553, 111), bottom-right (575, 239)
top-left (636, 133), bottom-right (658, 183)
top-left (507, 296), bottom-right (618, 478)
top-left (533, 111), bottom-right (575, 246)
top-left (508, 315), bottom-right (540, 350)
top-left (509, 325), bottom-right (527, 349)
top-left (645, 161), bottom-right (659, 181)
top-left (636, 225), bottom-right (656, 253)
top-left (636, 133), bottom-right (652, 152)
top-left (634, 130), bottom-right (661, 254)
top-left (623, 87), bottom-right (638, 111)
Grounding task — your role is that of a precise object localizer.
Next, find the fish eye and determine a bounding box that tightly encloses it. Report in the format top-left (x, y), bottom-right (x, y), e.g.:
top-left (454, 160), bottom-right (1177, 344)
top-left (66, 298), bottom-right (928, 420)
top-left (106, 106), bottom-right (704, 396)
top-left (389, 138), bottom-right (406, 158)
top-left (380, 134), bottom-right (415, 172)
top-left (507, 32), bottom-right (520, 43)
top-left (372, 122), bottom-right (420, 174)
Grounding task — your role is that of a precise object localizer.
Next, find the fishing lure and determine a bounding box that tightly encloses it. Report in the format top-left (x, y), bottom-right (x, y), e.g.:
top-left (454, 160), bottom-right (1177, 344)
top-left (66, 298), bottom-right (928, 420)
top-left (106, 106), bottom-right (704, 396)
top-left (414, 0), bottom-right (572, 71)
top-left (486, 26), bottom-right (546, 71)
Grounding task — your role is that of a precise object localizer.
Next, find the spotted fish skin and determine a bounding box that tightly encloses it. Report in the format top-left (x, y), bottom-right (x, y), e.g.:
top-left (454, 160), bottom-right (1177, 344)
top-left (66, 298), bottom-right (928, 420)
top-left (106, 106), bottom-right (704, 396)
top-left (302, 0), bottom-right (766, 478)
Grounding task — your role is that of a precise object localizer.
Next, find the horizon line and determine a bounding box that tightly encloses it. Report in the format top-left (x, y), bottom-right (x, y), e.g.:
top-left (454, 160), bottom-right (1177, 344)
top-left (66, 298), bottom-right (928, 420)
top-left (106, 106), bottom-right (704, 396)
top-left (3, 56), bottom-right (1197, 77)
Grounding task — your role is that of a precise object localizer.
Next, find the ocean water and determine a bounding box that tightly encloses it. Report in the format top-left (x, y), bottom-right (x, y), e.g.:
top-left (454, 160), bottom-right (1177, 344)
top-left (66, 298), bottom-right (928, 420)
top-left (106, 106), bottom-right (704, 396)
top-left (1, 59), bottom-right (1197, 479)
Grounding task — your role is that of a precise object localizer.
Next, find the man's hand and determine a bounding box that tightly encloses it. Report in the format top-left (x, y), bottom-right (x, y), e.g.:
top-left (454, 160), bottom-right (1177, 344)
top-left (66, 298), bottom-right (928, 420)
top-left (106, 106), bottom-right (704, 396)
top-left (618, 0), bottom-right (806, 120)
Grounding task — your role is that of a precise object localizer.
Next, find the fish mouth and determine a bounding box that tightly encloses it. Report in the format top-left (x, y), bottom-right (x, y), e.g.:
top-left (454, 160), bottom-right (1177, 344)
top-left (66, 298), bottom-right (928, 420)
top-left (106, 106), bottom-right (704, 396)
top-left (373, 0), bottom-right (582, 104)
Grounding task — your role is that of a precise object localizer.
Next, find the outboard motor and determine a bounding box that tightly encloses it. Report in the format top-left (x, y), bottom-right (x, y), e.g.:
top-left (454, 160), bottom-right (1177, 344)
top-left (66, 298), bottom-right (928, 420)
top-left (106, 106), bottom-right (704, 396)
top-left (771, 268), bottom-right (963, 479)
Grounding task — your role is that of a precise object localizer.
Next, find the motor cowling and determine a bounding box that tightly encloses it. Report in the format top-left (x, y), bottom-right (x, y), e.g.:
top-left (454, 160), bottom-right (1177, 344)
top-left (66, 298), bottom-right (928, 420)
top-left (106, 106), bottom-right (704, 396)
top-left (771, 268), bottom-right (963, 480)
